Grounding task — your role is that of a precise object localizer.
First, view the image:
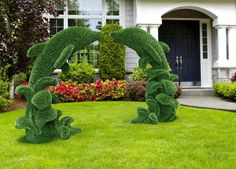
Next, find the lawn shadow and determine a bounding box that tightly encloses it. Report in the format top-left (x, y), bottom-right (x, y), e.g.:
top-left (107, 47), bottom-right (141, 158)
top-left (17, 136), bottom-right (58, 144)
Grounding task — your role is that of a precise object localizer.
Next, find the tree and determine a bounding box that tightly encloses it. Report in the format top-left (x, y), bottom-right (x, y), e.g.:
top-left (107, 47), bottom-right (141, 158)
top-left (0, 0), bottom-right (65, 78)
top-left (98, 24), bottom-right (126, 80)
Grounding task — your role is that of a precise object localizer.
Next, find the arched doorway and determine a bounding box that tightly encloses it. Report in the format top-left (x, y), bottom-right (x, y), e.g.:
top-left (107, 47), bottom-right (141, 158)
top-left (159, 9), bottom-right (213, 87)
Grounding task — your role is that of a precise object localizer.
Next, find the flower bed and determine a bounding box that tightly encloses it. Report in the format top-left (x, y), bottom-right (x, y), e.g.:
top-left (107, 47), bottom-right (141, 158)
top-left (48, 80), bottom-right (127, 102)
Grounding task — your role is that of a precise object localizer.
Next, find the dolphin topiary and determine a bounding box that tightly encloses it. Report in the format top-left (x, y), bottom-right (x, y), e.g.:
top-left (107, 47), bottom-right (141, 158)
top-left (111, 27), bottom-right (178, 124)
top-left (15, 27), bottom-right (101, 143)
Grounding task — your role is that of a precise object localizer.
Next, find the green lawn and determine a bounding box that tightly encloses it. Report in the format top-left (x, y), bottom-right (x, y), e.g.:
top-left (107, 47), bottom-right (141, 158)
top-left (0, 102), bottom-right (235, 169)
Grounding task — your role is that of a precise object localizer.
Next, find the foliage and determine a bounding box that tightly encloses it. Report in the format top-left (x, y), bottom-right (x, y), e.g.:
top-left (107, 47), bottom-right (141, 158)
top-left (13, 72), bottom-right (27, 87)
top-left (15, 27), bottom-right (101, 143)
top-left (0, 80), bottom-right (10, 99)
top-left (174, 84), bottom-right (182, 98)
top-left (60, 62), bottom-right (95, 84)
top-left (213, 82), bottom-right (236, 100)
top-left (0, 95), bottom-right (12, 112)
top-left (0, 0), bottom-right (65, 77)
top-left (130, 65), bottom-right (151, 81)
top-left (0, 64), bottom-right (11, 112)
top-left (126, 81), bottom-right (147, 101)
top-left (111, 27), bottom-right (178, 124)
top-left (0, 64), bottom-right (10, 81)
top-left (48, 80), bottom-right (127, 102)
top-left (98, 24), bottom-right (126, 80)
top-left (1, 103), bottom-right (236, 169)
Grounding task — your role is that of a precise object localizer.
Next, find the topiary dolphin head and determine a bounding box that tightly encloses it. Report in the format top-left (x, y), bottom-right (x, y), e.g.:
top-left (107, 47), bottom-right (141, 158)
top-left (111, 27), bottom-right (154, 51)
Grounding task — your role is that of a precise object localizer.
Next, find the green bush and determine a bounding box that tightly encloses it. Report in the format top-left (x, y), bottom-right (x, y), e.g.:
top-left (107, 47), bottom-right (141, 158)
top-left (13, 72), bottom-right (27, 87)
top-left (0, 95), bottom-right (12, 112)
top-left (0, 64), bottom-right (10, 81)
top-left (60, 62), bottom-right (95, 84)
top-left (130, 65), bottom-right (151, 81)
top-left (98, 24), bottom-right (126, 80)
top-left (213, 82), bottom-right (236, 100)
top-left (0, 79), bottom-right (10, 99)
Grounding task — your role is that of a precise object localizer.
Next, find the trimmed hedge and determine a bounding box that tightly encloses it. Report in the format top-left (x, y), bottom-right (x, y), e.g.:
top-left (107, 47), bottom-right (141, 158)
top-left (98, 24), bottom-right (126, 80)
top-left (213, 82), bottom-right (236, 100)
top-left (16, 27), bottom-right (101, 143)
top-left (111, 27), bottom-right (178, 124)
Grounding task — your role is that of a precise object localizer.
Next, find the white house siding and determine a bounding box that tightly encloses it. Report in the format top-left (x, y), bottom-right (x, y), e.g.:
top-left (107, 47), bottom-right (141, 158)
top-left (125, 0), bottom-right (139, 72)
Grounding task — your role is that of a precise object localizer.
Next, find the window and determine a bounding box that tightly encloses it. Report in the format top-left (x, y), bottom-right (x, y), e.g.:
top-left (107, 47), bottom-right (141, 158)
top-left (202, 23), bottom-right (208, 59)
top-left (105, 0), bottom-right (120, 16)
top-left (50, 19), bottom-right (64, 35)
top-left (68, 0), bottom-right (102, 15)
top-left (106, 19), bottom-right (119, 24)
top-left (68, 19), bottom-right (102, 31)
top-left (47, 0), bottom-right (121, 67)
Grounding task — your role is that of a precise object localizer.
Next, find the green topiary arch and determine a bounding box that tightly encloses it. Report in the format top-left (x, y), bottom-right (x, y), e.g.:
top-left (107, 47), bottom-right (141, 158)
top-left (111, 27), bottom-right (178, 124)
top-left (16, 26), bottom-right (177, 143)
top-left (15, 27), bottom-right (101, 143)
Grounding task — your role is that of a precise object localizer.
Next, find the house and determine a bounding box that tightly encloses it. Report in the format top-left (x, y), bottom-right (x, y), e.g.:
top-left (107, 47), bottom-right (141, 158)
top-left (46, 0), bottom-right (236, 87)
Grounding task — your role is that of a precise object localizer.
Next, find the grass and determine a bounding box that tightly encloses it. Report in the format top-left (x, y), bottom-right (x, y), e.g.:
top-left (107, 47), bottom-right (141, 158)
top-left (0, 102), bottom-right (236, 169)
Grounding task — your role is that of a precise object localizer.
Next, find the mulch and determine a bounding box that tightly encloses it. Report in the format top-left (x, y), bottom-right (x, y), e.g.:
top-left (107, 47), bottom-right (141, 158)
top-left (8, 97), bottom-right (26, 111)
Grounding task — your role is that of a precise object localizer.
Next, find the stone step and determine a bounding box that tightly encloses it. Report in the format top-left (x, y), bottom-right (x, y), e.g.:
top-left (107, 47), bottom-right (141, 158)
top-left (181, 88), bottom-right (215, 96)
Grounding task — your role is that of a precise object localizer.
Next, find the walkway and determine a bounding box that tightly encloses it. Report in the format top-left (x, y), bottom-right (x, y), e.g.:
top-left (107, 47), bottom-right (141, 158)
top-left (178, 96), bottom-right (236, 112)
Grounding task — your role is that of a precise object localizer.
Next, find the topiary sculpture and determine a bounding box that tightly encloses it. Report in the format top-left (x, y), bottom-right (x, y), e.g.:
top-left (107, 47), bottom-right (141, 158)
top-left (111, 27), bottom-right (178, 124)
top-left (15, 27), bottom-right (101, 143)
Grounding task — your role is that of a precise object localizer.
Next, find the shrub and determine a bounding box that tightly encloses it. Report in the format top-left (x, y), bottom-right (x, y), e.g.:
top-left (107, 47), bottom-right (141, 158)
top-left (126, 81), bottom-right (147, 101)
top-left (0, 64), bottom-right (10, 81)
top-left (98, 24), bottom-right (126, 80)
top-left (130, 65), bottom-right (151, 81)
top-left (13, 72), bottom-right (27, 87)
top-left (213, 82), bottom-right (236, 100)
top-left (59, 62), bottom-right (95, 84)
top-left (0, 96), bottom-right (12, 112)
top-left (48, 80), bottom-right (127, 102)
top-left (174, 84), bottom-right (182, 99)
top-left (127, 81), bottom-right (181, 101)
top-left (0, 80), bottom-right (10, 99)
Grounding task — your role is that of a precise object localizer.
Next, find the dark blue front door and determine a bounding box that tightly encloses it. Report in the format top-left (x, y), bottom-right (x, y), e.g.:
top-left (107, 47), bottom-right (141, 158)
top-left (159, 20), bottom-right (201, 83)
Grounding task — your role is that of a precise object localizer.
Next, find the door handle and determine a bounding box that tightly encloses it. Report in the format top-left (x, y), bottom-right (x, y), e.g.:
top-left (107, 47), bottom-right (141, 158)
top-left (179, 56), bottom-right (183, 69)
top-left (176, 56), bottom-right (179, 69)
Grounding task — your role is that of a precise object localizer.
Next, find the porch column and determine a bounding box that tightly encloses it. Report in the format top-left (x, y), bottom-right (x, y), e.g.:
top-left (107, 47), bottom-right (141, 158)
top-left (228, 26), bottom-right (236, 65)
top-left (149, 24), bottom-right (160, 41)
top-left (215, 26), bottom-right (227, 67)
top-left (138, 24), bottom-right (148, 31)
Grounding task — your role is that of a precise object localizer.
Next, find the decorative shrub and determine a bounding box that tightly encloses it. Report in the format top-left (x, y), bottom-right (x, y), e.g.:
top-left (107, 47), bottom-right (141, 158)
top-left (213, 82), bottom-right (236, 100)
top-left (48, 80), bottom-right (127, 102)
top-left (98, 24), bottom-right (126, 80)
top-left (59, 62), bottom-right (95, 84)
top-left (130, 65), bottom-right (151, 81)
top-left (126, 81), bottom-right (147, 101)
top-left (16, 27), bottom-right (101, 143)
top-left (0, 96), bottom-right (12, 112)
top-left (111, 27), bottom-right (178, 124)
